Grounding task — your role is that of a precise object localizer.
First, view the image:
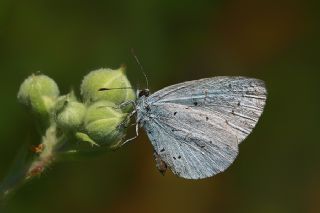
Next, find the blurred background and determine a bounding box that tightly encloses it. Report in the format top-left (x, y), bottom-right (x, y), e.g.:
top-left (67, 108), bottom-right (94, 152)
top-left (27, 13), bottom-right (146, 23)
top-left (0, 0), bottom-right (319, 212)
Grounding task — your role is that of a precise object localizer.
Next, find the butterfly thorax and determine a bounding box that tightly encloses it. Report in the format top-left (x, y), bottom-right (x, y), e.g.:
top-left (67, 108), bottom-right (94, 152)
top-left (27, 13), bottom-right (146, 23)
top-left (136, 91), bottom-right (152, 126)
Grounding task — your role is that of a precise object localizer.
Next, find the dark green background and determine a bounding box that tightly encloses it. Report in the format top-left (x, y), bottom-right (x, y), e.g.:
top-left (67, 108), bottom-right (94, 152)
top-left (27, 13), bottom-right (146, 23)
top-left (0, 0), bottom-right (319, 212)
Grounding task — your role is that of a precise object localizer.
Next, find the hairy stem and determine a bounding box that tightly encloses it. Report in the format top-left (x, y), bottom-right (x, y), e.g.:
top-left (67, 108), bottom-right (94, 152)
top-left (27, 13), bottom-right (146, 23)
top-left (0, 124), bottom-right (59, 204)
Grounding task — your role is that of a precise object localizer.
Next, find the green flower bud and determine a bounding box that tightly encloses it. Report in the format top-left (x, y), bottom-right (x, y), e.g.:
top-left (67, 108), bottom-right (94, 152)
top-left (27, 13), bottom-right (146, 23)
top-left (80, 66), bottom-right (135, 112)
top-left (54, 94), bottom-right (86, 131)
top-left (81, 101), bottom-right (129, 149)
top-left (17, 74), bottom-right (59, 121)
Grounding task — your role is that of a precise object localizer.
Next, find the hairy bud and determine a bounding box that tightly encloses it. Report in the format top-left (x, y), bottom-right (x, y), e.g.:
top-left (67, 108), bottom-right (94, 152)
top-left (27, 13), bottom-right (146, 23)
top-left (80, 66), bottom-right (135, 112)
top-left (54, 94), bottom-right (86, 131)
top-left (17, 74), bottom-right (60, 124)
top-left (80, 101), bottom-right (129, 149)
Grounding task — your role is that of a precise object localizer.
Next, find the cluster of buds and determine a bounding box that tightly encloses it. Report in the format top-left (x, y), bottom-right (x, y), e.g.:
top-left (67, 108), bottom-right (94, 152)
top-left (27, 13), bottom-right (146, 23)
top-left (0, 66), bottom-right (136, 202)
top-left (17, 66), bottom-right (136, 153)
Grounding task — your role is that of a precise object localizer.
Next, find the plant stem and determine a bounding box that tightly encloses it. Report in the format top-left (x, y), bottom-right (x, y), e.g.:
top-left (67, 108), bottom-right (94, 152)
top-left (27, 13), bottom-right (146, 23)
top-left (0, 124), bottom-right (59, 205)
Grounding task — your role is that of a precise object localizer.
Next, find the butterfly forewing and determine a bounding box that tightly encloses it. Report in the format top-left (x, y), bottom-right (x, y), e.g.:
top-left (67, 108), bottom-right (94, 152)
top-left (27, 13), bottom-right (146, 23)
top-left (149, 77), bottom-right (267, 142)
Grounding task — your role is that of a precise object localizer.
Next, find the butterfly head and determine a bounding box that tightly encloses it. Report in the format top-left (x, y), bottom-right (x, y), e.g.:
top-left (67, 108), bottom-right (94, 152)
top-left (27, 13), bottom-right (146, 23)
top-left (138, 89), bottom-right (150, 98)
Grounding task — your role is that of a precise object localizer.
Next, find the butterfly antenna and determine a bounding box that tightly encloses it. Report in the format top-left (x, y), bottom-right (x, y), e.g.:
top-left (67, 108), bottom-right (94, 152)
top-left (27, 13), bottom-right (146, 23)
top-left (131, 48), bottom-right (149, 89)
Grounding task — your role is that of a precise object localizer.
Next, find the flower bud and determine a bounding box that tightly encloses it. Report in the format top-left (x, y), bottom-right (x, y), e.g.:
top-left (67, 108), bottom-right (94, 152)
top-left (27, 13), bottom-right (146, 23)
top-left (80, 66), bottom-right (135, 112)
top-left (17, 74), bottom-right (59, 120)
top-left (54, 94), bottom-right (86, 131)
top-left (81, 101), bottom-right (129, 149)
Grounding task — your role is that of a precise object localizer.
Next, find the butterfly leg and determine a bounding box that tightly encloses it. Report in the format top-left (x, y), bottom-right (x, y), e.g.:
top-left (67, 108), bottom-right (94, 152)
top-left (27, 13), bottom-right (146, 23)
top-left (118, 107), bottom-right (137, 129)
top-left (121, 122), bottom-right (139, 145)
top-left (118, 100), bottom-right (136, 110)
top-left (117, 100), bottom-right (140, 145)
top-left (98, 100), bottom-right (136, 111)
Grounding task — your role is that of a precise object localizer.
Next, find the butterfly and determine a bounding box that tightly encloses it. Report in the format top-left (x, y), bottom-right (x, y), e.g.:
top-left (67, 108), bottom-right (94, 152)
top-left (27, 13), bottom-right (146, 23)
top-left (122, 76), bottom-right (267, 179)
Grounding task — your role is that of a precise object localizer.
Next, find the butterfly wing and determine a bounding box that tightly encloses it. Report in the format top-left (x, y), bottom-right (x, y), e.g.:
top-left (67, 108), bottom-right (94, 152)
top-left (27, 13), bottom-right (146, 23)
top-left (143, 103), bottom-right (239, 179)
top-left (142, 77), bottom-right (267, 179)
top-left (148, 77), bottom-right (267, 142)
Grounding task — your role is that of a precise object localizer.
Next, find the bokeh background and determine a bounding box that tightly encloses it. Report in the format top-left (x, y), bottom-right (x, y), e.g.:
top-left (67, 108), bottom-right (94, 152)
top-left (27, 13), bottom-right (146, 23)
top-left (0, 0), bottom-right (319, 212)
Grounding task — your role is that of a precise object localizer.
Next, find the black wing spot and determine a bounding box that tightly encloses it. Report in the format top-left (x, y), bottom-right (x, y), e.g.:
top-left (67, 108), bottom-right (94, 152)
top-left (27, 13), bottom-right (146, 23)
top-left (231, 110), bottom-right (235, 115)
top-left (237, 101), bottom-right (241, 106)
top-left (200, 145), bottom-right (205, 148)
top-left (206, 116), bottom-right (209, 121)
top-left (173, 156), bottom-right (176, 160)
top-left (193, 102), bottom-right (198, 106)
top-left (174, 112), bottom-right (177, 116)
top-left (178, 155), bottom-right (181, 159)
top-left (160, 148), bottom-right (165, 152)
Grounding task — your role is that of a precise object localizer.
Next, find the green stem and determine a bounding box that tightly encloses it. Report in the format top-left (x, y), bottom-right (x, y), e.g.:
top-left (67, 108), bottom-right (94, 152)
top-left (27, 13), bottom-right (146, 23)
top-left (0, 145), bottom-right (33, 203)
top-left (0, 124), bottom-right (59, 205)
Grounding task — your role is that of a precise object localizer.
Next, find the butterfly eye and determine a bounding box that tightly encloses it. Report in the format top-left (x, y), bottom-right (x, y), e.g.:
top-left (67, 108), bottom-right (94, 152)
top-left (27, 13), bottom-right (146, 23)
top-left (138, 89), bottom-right (150, 97)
